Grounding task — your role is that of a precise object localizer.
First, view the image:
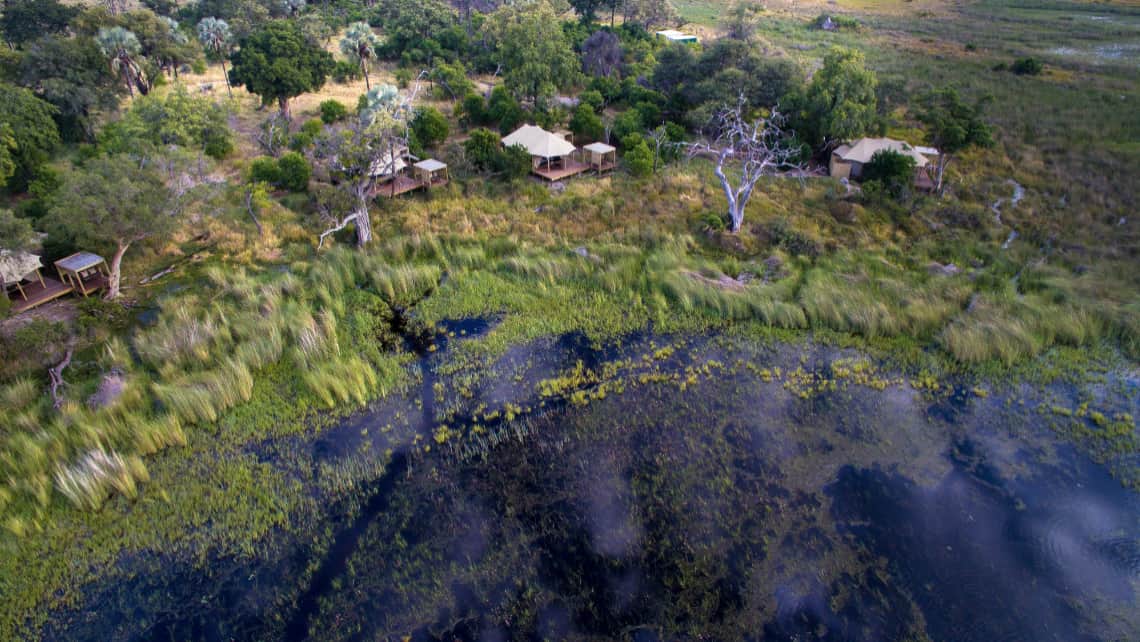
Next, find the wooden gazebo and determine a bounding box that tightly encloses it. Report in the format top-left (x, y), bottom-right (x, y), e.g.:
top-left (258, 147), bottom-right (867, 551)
top-left (412, 159), bottom-right (449, 190)
top-left (582, 142), bottom-right (617, 174)
top-left (54, 251), bottom-right (110, 297)
top-left (2, 251), bottom-right (74, 313)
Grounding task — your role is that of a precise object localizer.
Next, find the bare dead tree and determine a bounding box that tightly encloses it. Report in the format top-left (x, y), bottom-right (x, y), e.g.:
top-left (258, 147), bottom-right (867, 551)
top-left (313, 77), bottom-right (426, 249)
top-left (686, 102), bottom-right (804, 233)
top-left (49, 346), bottom-right (75, 409)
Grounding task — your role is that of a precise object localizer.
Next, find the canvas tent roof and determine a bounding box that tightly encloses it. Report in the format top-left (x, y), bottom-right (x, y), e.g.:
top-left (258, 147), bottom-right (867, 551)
top-left (582, 142), bottom-right (616, 154)
top-left (369, 151), bottom-right (408, 177)
top-left (502, 125), bottom-right (577, 159)
top-left (655, 30), bottom-right (698, 42)
top-left (833, 138), bottom-right (933, 168)
top-left (414, 158), bottom-right (447, 172)
top-left (0, 251), bottom-right (42, 285)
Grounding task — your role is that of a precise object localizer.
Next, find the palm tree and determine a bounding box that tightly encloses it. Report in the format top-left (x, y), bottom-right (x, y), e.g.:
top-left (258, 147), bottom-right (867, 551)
top-left (281, 0), bottom-right (306, 17)
top-left (339, 22), bottom-right (382, 91)
top-left (197, 17), bottom-right (234, 98)
top-left (97, 27), bottom-right (147, 98)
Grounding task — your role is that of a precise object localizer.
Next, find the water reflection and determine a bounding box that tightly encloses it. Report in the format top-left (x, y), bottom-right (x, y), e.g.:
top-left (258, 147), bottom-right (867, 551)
top-left (46, 333), bottom-right (1140, 641)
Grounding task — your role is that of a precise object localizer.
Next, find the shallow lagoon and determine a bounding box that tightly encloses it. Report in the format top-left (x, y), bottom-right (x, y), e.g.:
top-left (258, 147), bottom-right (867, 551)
top-left (46, 330), bottom-right (1140, 641)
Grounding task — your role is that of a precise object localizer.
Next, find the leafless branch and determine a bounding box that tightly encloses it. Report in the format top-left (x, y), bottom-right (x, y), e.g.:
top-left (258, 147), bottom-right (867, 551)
top-left (49, 346), bottom-right (75, 410)
top-left (686, 98), bottom-right (805, 232)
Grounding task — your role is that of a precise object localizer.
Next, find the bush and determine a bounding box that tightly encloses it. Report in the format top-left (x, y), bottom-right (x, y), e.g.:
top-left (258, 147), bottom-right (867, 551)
top-left (249, 157), bottom-right (281, 185)
top-left (320, 100), bottom-right (348, 124)
top-left (1011, 57), bottom-right (1044, 75)
top-left (862, 149), bottom-right (917, 200)
top-left (411, 107), bottom-right (449, 148)
top-left (395, 68), bottom-right (413, 88)
top-left (464, 128), bottom-right (501, 171)
top-left (495, 144), bottom-right (532, 180)
top-left (568, 104), bottom-right (605, 142)
top-left (622, 136), bottom-right (654, 177)
top-left (332, 60), bottom-right (362, 83)
top-left (579, 89), bottom-right (605, 113)
top-left (276, 152), bottom-right (311, 192)
top-left (203, 133), bottom-right (233, 159)
top-left (460, 93), bottom-right (486, 128)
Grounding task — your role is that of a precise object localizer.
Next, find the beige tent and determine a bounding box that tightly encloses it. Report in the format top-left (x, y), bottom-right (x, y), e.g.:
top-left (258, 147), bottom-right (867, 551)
top-left (369, 146), bottom-right (411, 179)
top-left (0, 250), bottom-right (42, 287)
top-left (830, 138), bottom-right (935, 179)
top-left (502, 125), bottom-right (577, 159)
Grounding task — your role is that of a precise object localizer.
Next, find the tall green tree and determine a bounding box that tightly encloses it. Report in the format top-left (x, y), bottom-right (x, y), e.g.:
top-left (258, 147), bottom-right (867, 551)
top-left (229, 20), bottom-right (335, 116)
top-left (569, 0), bottom-right (604, 23)
top-left (488, 2), bottom-right (581, 104)
top-left (917, 88), bottom-right (995, 193)
top-left (0, 209), bottom-right (36, 252)
top-left (339, 22), bottom-right (382, 91)
top-left (0, 126), bottom-right (17, 188)
top-left (0, 83), bottom-right (61, 192)
top-left (45, 155), bottom-right (180, 299)
top-left (0, 0), bottom-right (78, 47)
top-left (97, 27), bottom-right (149, 97)
top-left (790, 47), bottom-right (878, 149)
top-left (373, 0), bottom-right (455, 62)
top-left (197, 17), bottom-right (234, 98)
top-left (18, 34), bottom-right (125, 141)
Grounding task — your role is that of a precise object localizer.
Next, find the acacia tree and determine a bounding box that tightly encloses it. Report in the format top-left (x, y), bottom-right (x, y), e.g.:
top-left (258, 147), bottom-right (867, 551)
top-left (0, 209), bottom-right (36, 252)
top-left (687, 102), bottom-right (803, 233)
top-left (97, 27), bottom-right (149, 97)
top-left (229, 20), bottom-right (334, 116)
top-left (314, 84), bottom-right (417, 248)
top-left (197, 17), bottom-right (234, 98)
top-left (45, 156), bottom-right (183, 298)
top-left (339, 22), bottom-right (382, 91)
top-left (917, 88), bottom-right (994, 194)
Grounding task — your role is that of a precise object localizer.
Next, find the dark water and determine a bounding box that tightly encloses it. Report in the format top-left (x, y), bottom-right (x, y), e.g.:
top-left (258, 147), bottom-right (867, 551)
top-left (43, 331), bottom-right (1140, 641)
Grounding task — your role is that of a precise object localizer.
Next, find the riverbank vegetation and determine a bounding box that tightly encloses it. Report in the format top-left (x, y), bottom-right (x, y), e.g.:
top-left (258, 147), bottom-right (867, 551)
top-left (0, 0), bottom-right (1137, 638)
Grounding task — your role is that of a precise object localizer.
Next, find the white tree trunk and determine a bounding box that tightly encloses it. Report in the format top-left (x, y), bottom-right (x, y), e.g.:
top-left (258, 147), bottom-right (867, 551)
top-left (354, 202), bottom-right (373, 247)
top-left (107, 241), bottom-right (130, 300)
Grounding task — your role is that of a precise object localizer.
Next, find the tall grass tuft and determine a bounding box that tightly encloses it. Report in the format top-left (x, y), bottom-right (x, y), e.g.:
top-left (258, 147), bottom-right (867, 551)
top-left (304, 356), bottom-right (379, 407)
top-left (54, 449), bottom-right (149, 510)
top-left (153, 359), bottom-right (254, 425)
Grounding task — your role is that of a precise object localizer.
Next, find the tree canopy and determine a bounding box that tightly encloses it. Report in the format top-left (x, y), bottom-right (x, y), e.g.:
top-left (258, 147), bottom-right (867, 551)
top-left (917, 88), bottom-right (994, 192)
top-left (0, 83), bottom-right (61, 191)
top-left (229, 20), bottom-right (335, 114)
top-left (789, 47), bottom-right (878, 148)
top-left (45, 155), bottom-right (178, 298)
top-left (17, 34), bottom-right (125, 142)
top-left (487, 2), bottom-right (581, 103)
top-left (0, 209), bottom-right (36, 253)
top-left (0, 0), bottom-right (78, 47)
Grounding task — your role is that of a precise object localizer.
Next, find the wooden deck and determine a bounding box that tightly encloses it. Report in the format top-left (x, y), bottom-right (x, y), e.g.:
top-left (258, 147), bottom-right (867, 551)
top-left (375, 175), bottom-right (423, 198)
top-left (533, 159), bottom-right (591, 182)
top-left (6, 277), bottom-right (73, 313)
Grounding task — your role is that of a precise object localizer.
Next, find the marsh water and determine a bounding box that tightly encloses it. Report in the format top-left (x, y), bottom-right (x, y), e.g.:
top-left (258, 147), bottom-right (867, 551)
top-left (45, 328), bottom-right (1140, 641)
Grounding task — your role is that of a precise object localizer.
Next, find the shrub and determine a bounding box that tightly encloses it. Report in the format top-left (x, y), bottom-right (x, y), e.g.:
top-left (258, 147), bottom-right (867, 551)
top-left (496, 144), bottom-right (532, 180)
top-left (569, 104), bottom-right (605, 142)
top-left (203, 132), bottom-right (233, 159)
top-left (1011, 57), bottom-right (1043, 75)
top-left (394, 68), bottom-right (413, 88)
top-left (459, 93), bottom-right (486, 128)
top-left (249, 156), bottom-right (281, 185)
top-left (862, 149), bottom-right (917, 200)
top-left (320, 99), bottom-right (348, 124)
top-left (464, 128), bottom-right (501, 172)
top-left (411, 107), bottom-right (449, 148)
top-left (332, 60), bottom-right (362, 83)
top-left (579, 89), bottom-right (605, 113)
top-left (623, 138), bottom-right (654, 177)
top-left (276, 152), bottom-right (311, 192)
